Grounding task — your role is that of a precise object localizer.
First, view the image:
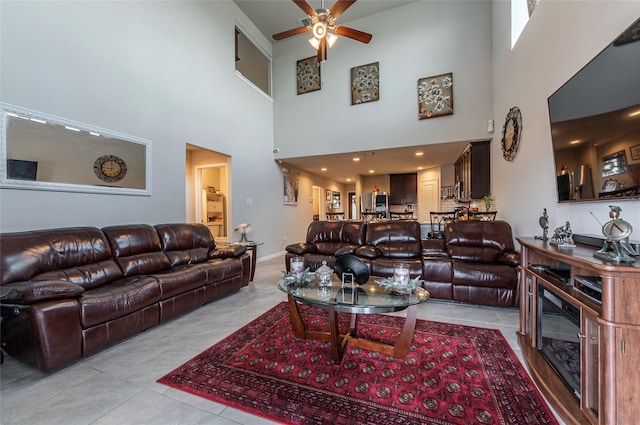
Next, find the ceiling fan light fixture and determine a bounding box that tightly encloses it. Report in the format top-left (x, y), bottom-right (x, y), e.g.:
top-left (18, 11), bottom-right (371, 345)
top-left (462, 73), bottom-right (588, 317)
top-left (326, 32), bottom-right (338, 47)
top-left (312, 22), bottom-right (327, 39)
top-left (309, 37), bottom-right (320, 49)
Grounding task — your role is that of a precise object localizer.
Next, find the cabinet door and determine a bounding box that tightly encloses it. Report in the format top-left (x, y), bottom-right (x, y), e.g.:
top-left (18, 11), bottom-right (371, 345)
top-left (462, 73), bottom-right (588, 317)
top-left (389, 174), bottom-right (404, 204)
top-left (581, 310), bottom-right (600, 425)
top-left (390, 173), bottom-right (417, 204)
top-left (615, 327), bottom-right (640, 424)
top-left (404, 174), bottom-right (417, 204)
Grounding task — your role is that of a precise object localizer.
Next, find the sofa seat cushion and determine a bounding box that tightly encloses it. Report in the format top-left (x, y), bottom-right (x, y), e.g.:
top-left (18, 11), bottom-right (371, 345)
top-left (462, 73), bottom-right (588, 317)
top-left (79, 276), bottom-right (161, 328)
top-left (452, 262), bottom-right (517, 289)
top-left (202, 258), bottom-right (243, 283)
top-left (150, 264), bottom-right (208, 299)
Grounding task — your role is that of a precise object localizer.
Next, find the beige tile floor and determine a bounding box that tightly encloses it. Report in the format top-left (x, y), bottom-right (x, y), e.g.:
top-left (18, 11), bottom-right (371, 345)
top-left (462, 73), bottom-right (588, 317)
top-left (0, 255), bottom-right (566, 425)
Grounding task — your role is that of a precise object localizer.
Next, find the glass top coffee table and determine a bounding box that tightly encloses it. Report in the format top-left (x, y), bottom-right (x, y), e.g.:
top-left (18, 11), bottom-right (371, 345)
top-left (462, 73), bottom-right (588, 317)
top-left (277, 277), bottom-right (430, 362)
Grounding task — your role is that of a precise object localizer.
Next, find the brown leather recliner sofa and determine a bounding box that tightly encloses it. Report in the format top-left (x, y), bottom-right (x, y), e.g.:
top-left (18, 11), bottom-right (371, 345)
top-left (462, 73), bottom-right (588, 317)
top-left (286, 220), bottom-right (520, 308)
top-left (284, 220), bottom-right (367, 271)
top-left (421, 220), bottom-right (520, 307)
top-left (0, 223), bottom-right (250, 372)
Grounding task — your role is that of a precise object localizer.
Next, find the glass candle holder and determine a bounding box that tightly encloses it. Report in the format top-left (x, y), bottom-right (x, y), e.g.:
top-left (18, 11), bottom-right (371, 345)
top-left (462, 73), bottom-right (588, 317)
top-left (393, 263), bottom-right (410, 285)
top-left (290, 256), bottom-right (305, 281)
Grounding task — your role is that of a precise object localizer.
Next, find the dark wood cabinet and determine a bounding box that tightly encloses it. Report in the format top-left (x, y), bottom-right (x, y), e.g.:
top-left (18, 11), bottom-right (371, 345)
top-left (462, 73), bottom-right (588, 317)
top-left (517, 237), bottom-right (640, 425)
top-left (389, 173), bottom-right (417, 205)
top-left (454, 141), bottom-right (490, 200)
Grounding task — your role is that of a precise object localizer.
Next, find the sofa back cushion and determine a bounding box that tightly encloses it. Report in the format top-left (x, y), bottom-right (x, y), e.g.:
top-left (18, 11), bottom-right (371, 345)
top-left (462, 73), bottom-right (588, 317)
top-left (154, 223), bottom-right (216, 266)
top-left (102, 224), bottom-right (170, 276)
top-left (0, 227), bottom-right (121, 289)
top-left (445, 220), bottom-right (515, 263)
top-left (365, 221), bottom-right (422, 259)
top-left (306, 221), bottom-right (366, 247)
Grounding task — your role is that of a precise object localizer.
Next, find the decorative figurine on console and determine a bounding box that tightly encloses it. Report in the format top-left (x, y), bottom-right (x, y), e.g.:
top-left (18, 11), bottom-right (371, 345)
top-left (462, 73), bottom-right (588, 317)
top-left (535, 208), bottom-right (549, 241)
top-left (594, 205), bottom-right (638, 263)
top-left (550, 221), bottom-right (575, 247)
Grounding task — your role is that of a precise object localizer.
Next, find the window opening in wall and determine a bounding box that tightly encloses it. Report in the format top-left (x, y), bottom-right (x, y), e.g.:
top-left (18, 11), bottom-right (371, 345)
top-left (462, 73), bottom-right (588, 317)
top-left (235, 26), bottom-right (271, 96)
top-left (511, 0), bottom-right (539, 48)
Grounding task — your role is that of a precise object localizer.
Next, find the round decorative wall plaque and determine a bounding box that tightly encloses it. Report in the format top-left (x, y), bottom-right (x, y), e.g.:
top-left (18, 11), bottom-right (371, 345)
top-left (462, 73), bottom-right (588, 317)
top-left (94, 155), bottom-right (127, 182)
top-left (501, 106), bottom-right (522, 161)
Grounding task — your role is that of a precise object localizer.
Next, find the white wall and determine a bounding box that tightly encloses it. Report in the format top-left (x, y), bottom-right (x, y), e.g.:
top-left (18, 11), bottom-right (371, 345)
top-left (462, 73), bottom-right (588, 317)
top-left (491, 1), bottom-right (640, 242)
top-left (272, 1), bottom-right (494, 158)
top-left (0, 1), bottom-right (292, 259)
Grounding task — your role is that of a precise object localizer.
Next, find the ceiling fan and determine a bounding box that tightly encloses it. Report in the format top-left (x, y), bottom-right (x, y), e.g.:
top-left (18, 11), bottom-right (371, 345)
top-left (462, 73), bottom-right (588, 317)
top-left (272, 0), bottom-right (373, 62)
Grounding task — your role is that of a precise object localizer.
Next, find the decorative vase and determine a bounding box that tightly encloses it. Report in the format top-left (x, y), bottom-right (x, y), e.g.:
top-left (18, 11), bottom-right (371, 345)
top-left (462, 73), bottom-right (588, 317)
top-left (239, 232), bottom-right (249, 244)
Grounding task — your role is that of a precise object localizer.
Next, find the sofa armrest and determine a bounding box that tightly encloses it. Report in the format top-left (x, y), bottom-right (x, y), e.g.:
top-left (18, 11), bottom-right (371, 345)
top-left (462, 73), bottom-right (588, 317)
top-left (0, 280), bottom-right (84, 304)
top-left (355, 245), bottom-right (381, 259)
top-left (286, 243), bottom-right (317, 255)
top-left (210, 245), bottom-right (247, 258)
top-left (496, 251), bottom-right (520, 267)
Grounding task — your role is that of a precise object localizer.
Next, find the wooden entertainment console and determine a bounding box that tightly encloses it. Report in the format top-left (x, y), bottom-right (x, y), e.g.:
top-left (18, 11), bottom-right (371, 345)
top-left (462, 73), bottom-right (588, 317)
top-left (517, 237), bottom-right (640, 425)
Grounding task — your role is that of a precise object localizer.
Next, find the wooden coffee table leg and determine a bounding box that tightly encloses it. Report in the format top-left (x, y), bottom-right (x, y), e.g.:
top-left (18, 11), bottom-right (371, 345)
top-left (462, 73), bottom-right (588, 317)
top-left (393, 304), bottom-right (418, 358)
top-left (287, 294), bottom-right (306, 338)
top-left (329, 304), bottom-right (345, 362)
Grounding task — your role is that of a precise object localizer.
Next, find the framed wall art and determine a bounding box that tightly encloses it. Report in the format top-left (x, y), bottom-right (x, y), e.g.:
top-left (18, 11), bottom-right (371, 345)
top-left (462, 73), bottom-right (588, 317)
top-left (283, 174), bottom-right (299, 206)
top-left (418, 73), bottom-right (453, 119)
top-left (296, 56), bottom-right (321, 95)
top-left (325, 189), bottom-right (331, 201)
top-left (351, 62), bottom-right (379, 105)
top-left (631, 144), bottom-right (640, 160)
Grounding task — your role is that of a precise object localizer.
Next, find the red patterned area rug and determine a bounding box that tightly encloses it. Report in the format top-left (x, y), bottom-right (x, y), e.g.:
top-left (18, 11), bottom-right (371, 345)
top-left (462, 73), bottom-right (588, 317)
top-left (158, 302), bottom-right (558, 425)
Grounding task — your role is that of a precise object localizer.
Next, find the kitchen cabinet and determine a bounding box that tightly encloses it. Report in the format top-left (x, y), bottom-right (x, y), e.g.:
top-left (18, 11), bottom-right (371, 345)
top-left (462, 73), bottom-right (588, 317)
top-left (389, 173), bottom-right (417, 205)
top-left (454, 141), bottom-right (490, 200)
top-left (517, 237), bottom-right (640, 425)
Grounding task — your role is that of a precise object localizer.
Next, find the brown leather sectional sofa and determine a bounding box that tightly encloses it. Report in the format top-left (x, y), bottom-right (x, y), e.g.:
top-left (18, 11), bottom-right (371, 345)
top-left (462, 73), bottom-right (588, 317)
top-left (285, 219), bottom-right (520, 308)
top-left (0, 223), bottom-right (250, 372)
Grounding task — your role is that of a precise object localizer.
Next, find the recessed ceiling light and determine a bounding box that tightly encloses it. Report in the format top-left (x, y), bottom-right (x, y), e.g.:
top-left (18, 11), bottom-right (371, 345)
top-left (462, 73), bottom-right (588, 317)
top-left (629, 109), bottom-right (640, 117)
top-left (321, 167), bottom-right (327, 171)
top-left (417, 166), bottom-right (424, 170)
top-left (415, 152), bottom-right (424, 156)
top-left (368, 170), bottom-right (374, 173)
top-left (346, 178), bottom-right (352, 182)
top-left (569, 140), bottom-right (581, 145)
top-left (353, 157), bottom-right (360, 162)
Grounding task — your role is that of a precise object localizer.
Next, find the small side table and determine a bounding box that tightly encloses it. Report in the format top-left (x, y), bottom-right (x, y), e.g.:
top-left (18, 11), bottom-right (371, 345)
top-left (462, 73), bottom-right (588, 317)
top-left (225, 241), bottom-right (263, 281)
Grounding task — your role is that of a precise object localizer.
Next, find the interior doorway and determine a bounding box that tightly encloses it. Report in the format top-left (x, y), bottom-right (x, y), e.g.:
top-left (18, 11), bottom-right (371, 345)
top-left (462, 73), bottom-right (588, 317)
top-left (312, 186), bottom-right (322, 221)
top-left (348, 191), bottom-right (356, 219)
top-left (186, 144), bottom-right (231, 244)
top-left (417, 178), bottom-right (439, 223)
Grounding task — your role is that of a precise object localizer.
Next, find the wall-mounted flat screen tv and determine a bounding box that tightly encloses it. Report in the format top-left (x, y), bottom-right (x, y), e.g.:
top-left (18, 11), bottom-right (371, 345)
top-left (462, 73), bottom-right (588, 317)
top-left (7, 159), bottom-right (38, 181)
top-left (548, 17), bottom-right (640, 202)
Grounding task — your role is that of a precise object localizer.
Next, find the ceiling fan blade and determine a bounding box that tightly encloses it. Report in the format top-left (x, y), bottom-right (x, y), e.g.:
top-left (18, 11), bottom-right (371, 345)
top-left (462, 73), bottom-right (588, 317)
top-left (293, 0), bottom-right (317, 17)
top-left (317, 37), bottom-right (327, 62)
top-left (329, 0), bottom-right (357, 19)
top-left (334, 25), bottom-right (372, 44)
top-left (272, 26), bottom-right (310, 41)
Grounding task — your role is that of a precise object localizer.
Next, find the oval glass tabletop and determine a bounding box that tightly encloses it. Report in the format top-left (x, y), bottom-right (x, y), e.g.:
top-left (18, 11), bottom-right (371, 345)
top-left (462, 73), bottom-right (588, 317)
top-left (276, 278), bottom-right (429, 314)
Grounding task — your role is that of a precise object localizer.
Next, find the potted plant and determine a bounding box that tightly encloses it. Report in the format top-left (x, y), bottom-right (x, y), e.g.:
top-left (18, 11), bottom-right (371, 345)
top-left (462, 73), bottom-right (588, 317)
top-left (482, 194), bottom-right (494, 212)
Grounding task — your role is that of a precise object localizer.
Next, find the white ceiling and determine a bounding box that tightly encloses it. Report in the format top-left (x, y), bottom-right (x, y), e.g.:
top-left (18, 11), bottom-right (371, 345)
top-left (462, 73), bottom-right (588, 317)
top-left (234, 0), bottom-right (471, 182)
